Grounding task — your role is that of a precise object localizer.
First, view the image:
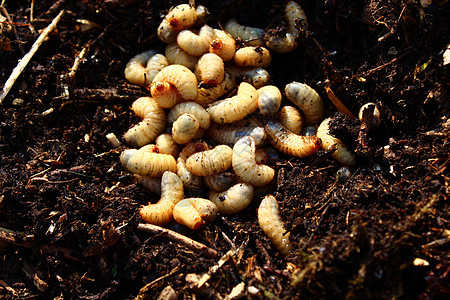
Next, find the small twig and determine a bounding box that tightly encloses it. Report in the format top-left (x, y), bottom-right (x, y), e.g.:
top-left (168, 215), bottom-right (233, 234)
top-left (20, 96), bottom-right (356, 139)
top-left (356, 50), bottom-right (411, 78)
top-left (36, 0), bottom-right (66, 19)
top-left (0, 10), bottom-right (65, 104)
top-left (21, 260), bottom-right (49, 292)
top-left (137, 223), bottom-right (219, 258)
top-left (325, 86), bottom-right (355, 119)
top-left (138, 264), bottom-right (182, 295)
top-left (0, 280), bottom-right (18, 296)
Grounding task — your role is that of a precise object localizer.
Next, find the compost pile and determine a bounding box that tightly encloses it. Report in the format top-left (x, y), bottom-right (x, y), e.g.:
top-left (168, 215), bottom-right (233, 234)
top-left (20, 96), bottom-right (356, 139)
top-left (0, 0), bottom-right (449, 299)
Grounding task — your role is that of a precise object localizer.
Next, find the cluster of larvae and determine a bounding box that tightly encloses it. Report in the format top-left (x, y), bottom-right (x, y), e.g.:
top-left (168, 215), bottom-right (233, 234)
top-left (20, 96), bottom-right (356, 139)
top-left (120, 2), bottom-right (372, 256)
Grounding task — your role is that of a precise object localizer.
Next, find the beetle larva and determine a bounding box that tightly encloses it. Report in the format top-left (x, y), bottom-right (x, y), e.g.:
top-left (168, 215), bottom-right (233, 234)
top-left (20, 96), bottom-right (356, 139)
top-left (139, 144), bottom-right (160, 153)
top-left (234, 46), bottom-right (272, 68)
top-left (285, 82), bottom-right (324, 126)
top-left (208, 183), bottom-right (254, 215)
top-left (177, 25), bottom-right (215, 57)
top-left (150, 81), bottom-right (182, 109)
top-left (255, 147), bottom-right (270, 165)
top-left (172, 113), bottom-right (201, 145)
top-left (232, 136), bottom-right (275, 187)
top-left (140, 171), bottom-right (184, 226)
top-left (209, 29), bottom-right (236, 61)
top-left (167, 101), bottom-right (211, 131)
top-left (120, 149), bottom-right (177, 177)
top-left (207, 120), bottom-right (266, 147)
top-left (258, 195), bottom-right (292, 256)
top-left (124, 49), bottom-right (158, 86)
top-left (195, 53), bottom-right (225, 86)
top-left (173, 198), bottom-right (218, 230)
top-left (224, 18), bottom-right (265, 46)
top-left (162, 3), bottom-right (197, 32)
top-left (203, 171), bottom-right (237, 192)
top-left (265, 120), bottom-right (322, 158)
top-left (135, 174), bottom-right (161, 194)
top-left (186, 145), bottom-right (233, 176)
top-left (206, 82), bottom-right (258, 124)
top-left (177, 141), bottom-right (210, 190)
top-left (358, 102), bottom-right (381, 129)
top-left (124, 97), bottom-right (166, 148)
top-left (266, 33), bottom-right (298, 54)
top-left (279, 105), bottom-right (304, 134)
top-left (316, 118), bottom-right (356, 166)
top-left (157, 19), bottom-right (178, 44)
top-left (196, 72), bottom-right (235, 108)
top-left (155, 133), bottom-right (180, 157)
top-left (146, 54), bottom-right (170, 83)
top-left (194, 5), bottom-right (209, 27)
top-left (226, 66), bottom-right (270, 89)
top-left (285, 0), bottom-right (308, 34)
top-left (165, 43), bottom-right (199, 71)
top-left (257, 85), bottom-right (282, 116)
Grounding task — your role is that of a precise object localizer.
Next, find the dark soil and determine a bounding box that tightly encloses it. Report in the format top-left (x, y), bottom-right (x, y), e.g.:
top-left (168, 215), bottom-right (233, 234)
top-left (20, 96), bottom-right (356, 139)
top-left (0, 0), bottom-right (449, 299)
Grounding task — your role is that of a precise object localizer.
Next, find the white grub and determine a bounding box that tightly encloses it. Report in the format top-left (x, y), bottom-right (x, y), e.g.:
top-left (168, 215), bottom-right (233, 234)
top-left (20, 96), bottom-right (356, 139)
top-left (177, 141), bottom-right (210, 190)
top-left (124, 49), bottom-right (158, 86)
top-left (264, 120), bottom-right (322, 158)
top-left (206, 82), bottom-right (258, 124)
top-left (120, 149), bottom-right (177, 177)
top-left (155, 133), bottom-right (180, 157)
top-left (285, 82), bottom-right (325, 126)
top-left (226, 66), bottom-right (270, 89)
top-left (172, 113), bottom-right (201, 144)
top-left (106, 132), bottom-right (121, 148)
top-left (157, 4), bottom-right (197, 43)
top-left (203, 171), bottom-right (238, 192)
top-left (173, 198), bottom-right (218, 230)
top-left (195, 53), bottom-right (225, 86)
top-left (209, 29), bottom-right (236, 61)
top-left (196, 72), bottom-right (235, 108)
top-left (265, 33), bottom-right (298, 54)
top-left (177, 25), bottom-right (215, 57)
top-left (140, 171), bottom-right (184, 226)
top-left (224, 18), bottom-right (265, 46)
top-left (258, 194), bottom-right (292, 256)
top-left (358, 102), bottom-right (382, 129)
top-left (139, 144), bottom-right (160, 153)
top-left (232, 136), bottom-right (275, 187)
top-left (134, 174), bottom-right (161, 194)
top-left (279, 105), bottom-right (303, 134)
top-left (124, 97), bottom-right (166, 148)
top-left (208, 183), bottom-right (254, 215)
top-left (316, 118), bottom-right (356, 166)
top-left (167, 101), bottom-right (211, 131)
top-left (165, 42), bottom-right (199, 70)
top-left (157, 19), bottom-right (178, 44)
top-left (186, 145), bottom-right (233, 176)
top-left (234, 46), bottom-right (272, 68)
top-left (149, 81), bottom-right (182, 109)
top-left (255, 147), bottom-right (270, 165)
top-left (178, 140), bottom-right (211, 161)
top-left (146, 54), bottom-right (169, 83)
top-left (257, 85), bottom-right (282, 116)
top-left (207, 118), bottom-right (266, 147)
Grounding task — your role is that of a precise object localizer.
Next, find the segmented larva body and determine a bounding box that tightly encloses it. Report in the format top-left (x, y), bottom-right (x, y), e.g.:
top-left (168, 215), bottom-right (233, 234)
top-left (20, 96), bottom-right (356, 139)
top-left (224, 18), bottom-right (265, 46)
top-left (172, 113), bottom-right (201, 144)
top-left (258, 195), bottom-right (292, 256)
top-left (178, 140), bottom-right (210, 161)
top-left (139, 144), bottom-right (160, 153)
top-left (285, 0), bottom-right (308, 34)
top-left (266, 33), bottom-right (298, 54)
top-left (120, 149), bottom-right (177, 177)
top-left (316, 118), bottom-right (356, 166)
top-left (135, 174), bottom-right (161, 194)
top-left (150, 82), bottom-right (182, 109)
top-left (257, 85), bottom-right (282, 116)
top-left (359, 102), bottom-right (381, 129)
top-left (155, 133), bottom-right (180, 157)
top-left (146, 54), bottom-right (170, 83)
top-left (208, 183), bottom-right (254, 215)
top-left (207, 120), bottom-right (266, 147)
top-left (124, 49), bottom-right (158, 86)
top-left (165, 43), bottom-right (199, 71)
top-left (203, 171), bottom-right (237, 192)
top-left (209, 29), bottom-right (236, 61)
top-left (124, 97), bottom-right (166, 148)
top-left (226, 66), bottom-right (270, 89)
top-left (232, 136), bottom-right (275, 187)
top-left (177, 25), bottom-right (215, 57)
top-left (157, 19), bottom-right (178, 44)
top-left (168, 101), bottom-right (211, 131)
top-left (177, 141), bottom-right (210, 190)
top-left (186, 145), bottom-right (233, 176)
top-left (195, 53), bottom-right (224, 86)
top-left (173, 198), bottom-right (218, 230)
top-left (196, 72), bottom-right (235, 108)
top-left (234, 46), bottom-right (272, 68)
top-left (279, 105), bottom-right (303, 134)
top-left (285, 82), bottom-right (324, 126)
top-left (206, 82), bottom-right (258, 124)
top-left (164, 4), bottom-right (197, 32)
top-left (265, 121), bottom-right (322, 158)
top-left (140, 171), bottom-right (184, 226)
top-left (255, 147), bottom-right (270, 165)
top-left (194, 5), bottom-right (209, 27)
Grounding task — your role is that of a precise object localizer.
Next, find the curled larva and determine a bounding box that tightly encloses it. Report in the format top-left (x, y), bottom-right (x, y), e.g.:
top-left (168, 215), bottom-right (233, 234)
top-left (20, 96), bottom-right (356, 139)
top-left (257, 85), bottom-right (282, 116)
top-left (139, 144), bottom-right (160, 153)
top-left (155, 133), bottom-right (180, 157)
top-left (135, 175), bottom-right (161, 194)
top-left (168, 101), bottom-right (211, 130)
top-left (265, 120), bottom-right (322, 158)
top-left (140, 171), bottom-right (184, 226)
top-left (207, 120), bottom-right (266, 147)
top-left (258, 195), bottom-right (292, 256)
top-left (232, 136), bottom-right (275, 187)
top-left (173, 198), bottom-right (218, 230)
top-left (316, 118), bottom-right (356, 166)
top-left (150, 81), bottom-right (182, 109)
top-left (226, 66), bottom-right (270, 88)
top-left (203, 171), bottom-right (237, 192)
top-left (208, 183), bottom-right (254, 215)
top-left (358, 102), bottom-right (381, 129)
top-left (124, 49), bottom-right (158, 86)
top-left (177, 141), bottom-right (210, 190)
top-left (209, 29), bottom-right (236, 61)
top-left (285, 82), bottom-right (324, 126)
top-left (195, 53), bottom-right (224, 86)
top-left (177, 25), bottom-right (215, 57)
top-left (165, 43), bottom-right (199, 71)
top-left (186, 145), bottom-right (233, 176)
top-left (124, 97), bottom-right (166, 148)
top-left (157, 19), bottom-right (178, 44)
top-left (265, 33), bottom-right (298, 54)
top-left (163, 4), bottom-right (197, 32)
top-left (196, 72), bottom-right (235, 108)
top-left (234, 46), bottom-right (272, 68)
top-left (120, 149), bottom-right (177, 177)
top-left (206, 82), bottom-right (258, 124)
top-left (224, 18), bottom-right (265, 46)
top-left (146, 54), bottom-right (170, 83)
top-left (172, 113), bottom-right (201, 145)
top-left (279, 105), bottom-right (304, 134)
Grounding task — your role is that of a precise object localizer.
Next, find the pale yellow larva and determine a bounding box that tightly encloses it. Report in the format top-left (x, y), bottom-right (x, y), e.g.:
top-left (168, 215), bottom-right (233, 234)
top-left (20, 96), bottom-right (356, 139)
top-left (124, 97), bottom-right (166, 148)
top-left (206, 82), bottom-right (258, 124)
top-left (177, 141), bottom-right (210, 190)
top-left (165, 43), bottom-right (199, 71)
top-left (279, 105), bottom-right (304, 134)
top-left (173, 198), bottom-right (218, 230)
top-left (264, 120), bottom-right (322, 158)
top-left (285, 82), bottom-right (325, 126)
top-left (185, 145), bottom-right (233, 176)
top-left (140, 171), bottom-right (184, 226)
top-left (139, 144), bottom-right (160, 153)
top-left (203, 171), bottom-right (238, 192)
top-left (157, 19), bottom-right (178, 44)
top-left (134, 174), bottom-right (161, 194)
top-left (208, 183), bottom-right (254, 215)
top-left (172, 113), bottom-right (201, 145)
top-left (234, 46), bottom-right (272, 68)
top-left (124, 49), bottom-right (158, 87)
top-left (195, 53), bottom-right (225, 86)
top-left (196, 72), bottom-right (235, 108)
top-left (258, 194), bottom-right (292, 256)
top-left (255, 147), bottom-right (270, 165)
top-left (207, 120), bottom-right (266, 147)
top-left (224, 18), bottom-right (265, 46)
top-left (226, 66), bottom-right (270, 89)
top-left (163, 4), bottom-right (197, 32)
top-left (316, 118), bottom-right (356, 166)
top-left (257, 85), bottom-right (282, 116)
top-left (266, 33), bottom-right (298, 54)
top-left (232, 136), bottom-right (275, 187)
top-left (209, 29), bottom-right (236, 61)
top-left (146, 54), bottom-right (170, 83)
top-left (178, 140), bottom-right (210, 161)
top-left (155, 133), bottom-right (180, 157)
top-left (149, 81), bottom-right (182, 109)
top-left (177, 25), bottom-right (215, 57)
top-left (120, 149), bottom-right (177, 177)
top-left (167, 101), bottom-right (211, 131)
